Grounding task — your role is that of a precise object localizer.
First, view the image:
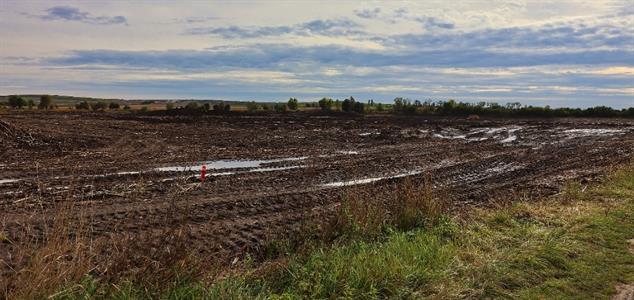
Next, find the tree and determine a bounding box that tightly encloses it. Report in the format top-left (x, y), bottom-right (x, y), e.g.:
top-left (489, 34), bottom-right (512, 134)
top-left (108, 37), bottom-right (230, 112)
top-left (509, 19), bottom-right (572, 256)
top-left (109, 102), bottom-right (120, 110)
top-left (39, 95), bottom-right (53, 109)
top-left (341, 97), bottom-right (356, 112)
top-left (318, 97), bottom-right (333, 112)
top-left (353, 101), bottom-right (365, 113)
top-left (27, 100), bottom-right (35, 109)
top-left (287, 97), bottom-right (299, 110)
top-left (8, 95), bottom-right (26, 109)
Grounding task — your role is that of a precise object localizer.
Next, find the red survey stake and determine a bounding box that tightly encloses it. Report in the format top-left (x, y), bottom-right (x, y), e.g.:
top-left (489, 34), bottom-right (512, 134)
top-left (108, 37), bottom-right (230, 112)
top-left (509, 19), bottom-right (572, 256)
top-left (201, 165), bottom-right (207, 182)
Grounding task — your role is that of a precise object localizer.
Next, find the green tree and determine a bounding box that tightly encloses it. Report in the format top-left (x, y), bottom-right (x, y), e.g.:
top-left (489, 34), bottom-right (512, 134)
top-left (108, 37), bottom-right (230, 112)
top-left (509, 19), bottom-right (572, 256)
top-left (341, 96), bottom-right (356, 112)
top-left (8, 95), bottom-right (26, 109)
top-left (38, 95), bottom-right (53, 109)
top-left (287, 98), bottom-right (299, 110)
top-left (27, 99), bottom-right (35, 109)
top-left (109, 102), bottom-right (120, 110)
top-left (318, 97), bottom-right (334, 112)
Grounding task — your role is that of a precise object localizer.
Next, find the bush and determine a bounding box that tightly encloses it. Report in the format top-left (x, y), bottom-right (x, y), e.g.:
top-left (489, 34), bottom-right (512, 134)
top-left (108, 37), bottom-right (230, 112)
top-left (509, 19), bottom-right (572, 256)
top-left (27, 100), bottom-right (35, 109)
top-left (123, 105), bottom-right (131, 110)
top-left (109, 102), bottom-right (120, 110)
top-left (75, 101), bottom-right (91, 110)
top-left (8, 95), bottom-right (26, 109)
top-left (92, 101), bottom-right (108, 111)
top-left (274, 103), bottom-right (287, 113)
top-left (246, 101), bottom-right (259, 113)
top-left (38, 95), bottom-right (53, 109)
top-left (287, 98), bottom-right (299, 111)
top-left (213, 101), bottom-right (231, 113)
top-left (185, 101), bottom-right (199, 110)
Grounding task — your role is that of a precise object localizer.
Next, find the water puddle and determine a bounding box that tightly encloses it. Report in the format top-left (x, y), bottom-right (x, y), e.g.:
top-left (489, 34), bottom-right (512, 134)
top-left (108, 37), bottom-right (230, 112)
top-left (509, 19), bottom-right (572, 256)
top-left (321, 170), bottom-right (423, 187)
top-left (0, 179), bottom-right (20, 185)
top-left (561, 128), bottom-right (626, 138)
top-left (430, 126), bottom-right (523, 144)
top-left (155, 157), bottom-right (308, 173)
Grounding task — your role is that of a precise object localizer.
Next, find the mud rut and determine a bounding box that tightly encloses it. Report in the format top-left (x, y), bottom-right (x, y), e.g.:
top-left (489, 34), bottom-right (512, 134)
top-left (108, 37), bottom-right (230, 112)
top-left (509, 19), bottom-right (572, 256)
top-left (1, 112), bottom-right (634, 264)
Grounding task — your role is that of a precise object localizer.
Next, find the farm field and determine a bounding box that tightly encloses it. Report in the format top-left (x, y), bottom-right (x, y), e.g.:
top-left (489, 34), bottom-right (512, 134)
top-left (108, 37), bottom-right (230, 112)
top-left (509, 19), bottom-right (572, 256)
top-left (1, 111), bottom-right (634, 275)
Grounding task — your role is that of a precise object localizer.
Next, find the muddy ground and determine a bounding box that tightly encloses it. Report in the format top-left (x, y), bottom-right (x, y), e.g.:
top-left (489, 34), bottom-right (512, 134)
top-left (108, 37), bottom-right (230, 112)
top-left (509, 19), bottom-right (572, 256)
top-left (1, 111), bottom-right (634, 267)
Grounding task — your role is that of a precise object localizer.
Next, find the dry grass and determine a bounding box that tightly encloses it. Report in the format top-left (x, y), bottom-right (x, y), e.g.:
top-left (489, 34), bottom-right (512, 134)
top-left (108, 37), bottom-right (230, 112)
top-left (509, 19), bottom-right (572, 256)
top-left (0, 175), bottom-right (220, 299)
top-left (326, 175), bottom-right (447, 241)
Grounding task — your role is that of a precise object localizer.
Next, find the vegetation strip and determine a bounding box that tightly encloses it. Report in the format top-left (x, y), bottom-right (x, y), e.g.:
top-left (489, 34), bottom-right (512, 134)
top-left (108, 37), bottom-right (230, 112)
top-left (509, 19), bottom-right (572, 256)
top-left (48, 164), bottom-right (634, 299)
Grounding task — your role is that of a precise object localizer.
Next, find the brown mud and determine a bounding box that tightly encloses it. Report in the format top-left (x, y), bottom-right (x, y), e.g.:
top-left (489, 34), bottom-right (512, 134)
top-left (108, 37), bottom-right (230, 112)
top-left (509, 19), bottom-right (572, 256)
top-left (1, 111), bottom-right (633, 268)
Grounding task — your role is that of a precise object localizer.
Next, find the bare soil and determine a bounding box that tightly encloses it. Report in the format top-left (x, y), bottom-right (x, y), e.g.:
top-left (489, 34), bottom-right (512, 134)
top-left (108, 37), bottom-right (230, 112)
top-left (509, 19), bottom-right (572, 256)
top-left (1, 111), bottom-right (633, 268)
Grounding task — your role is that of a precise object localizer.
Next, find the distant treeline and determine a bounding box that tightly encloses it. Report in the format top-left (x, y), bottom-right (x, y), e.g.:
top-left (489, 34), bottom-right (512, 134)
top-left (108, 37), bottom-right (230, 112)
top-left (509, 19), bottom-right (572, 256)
top-left (2, 94), bottom-right (632, 118)
top-left (389, 98), bottom-right (634, 118)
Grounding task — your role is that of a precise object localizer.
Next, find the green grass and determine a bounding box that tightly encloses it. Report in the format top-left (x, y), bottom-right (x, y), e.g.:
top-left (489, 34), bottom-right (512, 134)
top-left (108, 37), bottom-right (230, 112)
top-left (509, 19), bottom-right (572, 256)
top-left (53, 165), bottom-right (634, 299)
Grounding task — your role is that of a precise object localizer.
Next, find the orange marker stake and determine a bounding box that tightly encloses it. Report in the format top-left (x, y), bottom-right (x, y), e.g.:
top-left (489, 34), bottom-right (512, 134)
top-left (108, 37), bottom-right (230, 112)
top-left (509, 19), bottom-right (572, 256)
top-left (201, 165), bottom-right (207, 182)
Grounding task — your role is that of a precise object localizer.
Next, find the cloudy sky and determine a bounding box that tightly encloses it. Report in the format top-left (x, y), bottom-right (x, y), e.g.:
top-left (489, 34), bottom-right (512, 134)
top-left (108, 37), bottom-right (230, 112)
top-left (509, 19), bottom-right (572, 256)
top-left (0, 1), bottom-right (633, 107)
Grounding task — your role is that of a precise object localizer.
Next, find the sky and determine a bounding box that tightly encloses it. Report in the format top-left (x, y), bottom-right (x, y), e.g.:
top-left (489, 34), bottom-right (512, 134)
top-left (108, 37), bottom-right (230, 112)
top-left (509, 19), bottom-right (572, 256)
top-left (0, 1), bottom-right (633, 108)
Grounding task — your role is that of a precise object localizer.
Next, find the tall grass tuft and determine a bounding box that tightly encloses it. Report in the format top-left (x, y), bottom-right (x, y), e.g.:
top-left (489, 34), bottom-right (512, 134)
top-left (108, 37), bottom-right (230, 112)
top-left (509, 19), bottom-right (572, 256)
top-left (327, 175), bottom-right (447, 241)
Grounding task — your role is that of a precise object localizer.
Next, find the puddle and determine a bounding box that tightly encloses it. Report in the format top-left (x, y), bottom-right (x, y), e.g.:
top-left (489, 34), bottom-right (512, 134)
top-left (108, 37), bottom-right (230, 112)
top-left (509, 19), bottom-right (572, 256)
top-left (321, 170), bottom-right (422, 187)
top-left (359, 131), bottom-right (380, 136)
top-left (155, 157), bottom-right (308, 173)
top-left (0, 179), bottom-right (20, 185)
top-left (337, 150), bottom-right (360, 155)
top-left (431, 126), bottom-right (523, 144)
top-left (561, 128), bottom-right (626, 138)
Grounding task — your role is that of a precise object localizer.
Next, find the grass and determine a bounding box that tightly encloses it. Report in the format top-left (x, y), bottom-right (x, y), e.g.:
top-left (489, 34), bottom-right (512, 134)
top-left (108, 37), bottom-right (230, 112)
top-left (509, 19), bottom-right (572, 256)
top-left (10, 164), bottom-right (634, 299)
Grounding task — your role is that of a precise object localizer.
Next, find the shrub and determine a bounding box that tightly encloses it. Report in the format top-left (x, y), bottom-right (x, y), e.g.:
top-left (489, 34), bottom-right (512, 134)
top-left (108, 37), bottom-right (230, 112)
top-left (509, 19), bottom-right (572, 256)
top-left (38, 95), bottom-right (53, 109)
top-left (27, 100), bottom-right (35, 109)
top-left (123, 105), bottom-right (131, 110)
top-left (75, 101), bottom-right (91, 110)
top-left (185, 101), bottom-right (199, 110)
top-left (274, 103), bottom-right (287, 113)
top-left (213, 101), bottom-right (231, 113)
top-left (246, 101), bottom-right (259, 113)
top-left (353, 101), bottom-right (365, 114)
top-left (109, 102), bottom-right (120, 110)
top-left (92, 101), bottom-right (108, 111)
top-left (287, 98), bottom-right (299, 110)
